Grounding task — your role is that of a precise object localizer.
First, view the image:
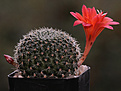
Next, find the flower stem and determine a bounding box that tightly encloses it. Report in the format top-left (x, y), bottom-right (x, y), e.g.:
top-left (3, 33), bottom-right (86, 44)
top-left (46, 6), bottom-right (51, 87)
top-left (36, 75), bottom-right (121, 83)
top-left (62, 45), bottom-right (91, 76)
top-left (78, 40), bottom-right (93, 66)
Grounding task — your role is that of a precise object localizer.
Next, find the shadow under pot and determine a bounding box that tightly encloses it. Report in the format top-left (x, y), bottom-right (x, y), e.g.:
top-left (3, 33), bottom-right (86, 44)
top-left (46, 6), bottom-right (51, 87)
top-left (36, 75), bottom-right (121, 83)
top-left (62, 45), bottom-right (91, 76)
top-left (8, 65), bottom-right (90, 91)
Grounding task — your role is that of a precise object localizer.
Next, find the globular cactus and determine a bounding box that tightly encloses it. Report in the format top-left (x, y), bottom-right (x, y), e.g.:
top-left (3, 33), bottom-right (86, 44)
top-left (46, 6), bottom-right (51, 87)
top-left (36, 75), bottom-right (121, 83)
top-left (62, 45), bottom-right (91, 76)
top-left (6, 27), bottom-right (82, 78)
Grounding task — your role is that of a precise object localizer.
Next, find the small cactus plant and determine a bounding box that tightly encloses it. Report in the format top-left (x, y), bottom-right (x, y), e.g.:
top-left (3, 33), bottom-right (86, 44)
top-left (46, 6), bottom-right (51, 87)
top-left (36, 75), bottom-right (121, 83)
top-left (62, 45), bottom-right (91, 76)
top-left (5, 27), bottom-right (82, 78)
top-left (5, 5), bottom-right (119, 79)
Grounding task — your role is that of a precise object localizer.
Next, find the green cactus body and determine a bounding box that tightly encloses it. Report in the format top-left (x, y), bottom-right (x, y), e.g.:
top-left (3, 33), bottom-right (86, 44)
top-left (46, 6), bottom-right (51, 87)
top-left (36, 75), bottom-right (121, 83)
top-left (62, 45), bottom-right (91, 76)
top-left (14, 27), bottom-right (82, 78)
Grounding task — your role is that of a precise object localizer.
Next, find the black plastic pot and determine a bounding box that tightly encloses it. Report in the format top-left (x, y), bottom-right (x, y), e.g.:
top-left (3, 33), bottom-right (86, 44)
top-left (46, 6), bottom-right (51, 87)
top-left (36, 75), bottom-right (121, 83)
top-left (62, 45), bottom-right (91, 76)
top-left (8, 66), bottom-right (90, 91)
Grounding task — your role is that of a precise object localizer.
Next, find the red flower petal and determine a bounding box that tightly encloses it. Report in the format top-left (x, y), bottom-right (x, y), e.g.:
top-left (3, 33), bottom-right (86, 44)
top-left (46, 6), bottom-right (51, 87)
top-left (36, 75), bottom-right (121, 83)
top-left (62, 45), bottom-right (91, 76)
top-left (82, 5), bottom-right (89, 18)
top-left (87, 8), bottom-right (92, 19)
top-left (103, 17), bottom-right (113, 22)
top-left (73, 20), bottom-right (83, 26)
top-left (104, 25), bottom-right (113, 30)
top-left (75, 12), bottom-right (86, 22)
top-left (92, 15), bottom-right (98, 25)
top-left (70, 12), bottom-right (79, 20)
top-left (91, 7), bottom-right (97, 18)
top-left (82, 22), bottom-right (92, 27)
top-left (107, 21), bottom-right (119, 25)
top-left (96, 13), bottom-right (107, 22)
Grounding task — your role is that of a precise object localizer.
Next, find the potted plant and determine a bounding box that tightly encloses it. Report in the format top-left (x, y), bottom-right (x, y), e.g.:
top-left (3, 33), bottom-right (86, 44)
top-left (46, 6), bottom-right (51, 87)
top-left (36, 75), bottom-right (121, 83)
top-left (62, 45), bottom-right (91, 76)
top-left (4, 5), bottom-right (119, 91)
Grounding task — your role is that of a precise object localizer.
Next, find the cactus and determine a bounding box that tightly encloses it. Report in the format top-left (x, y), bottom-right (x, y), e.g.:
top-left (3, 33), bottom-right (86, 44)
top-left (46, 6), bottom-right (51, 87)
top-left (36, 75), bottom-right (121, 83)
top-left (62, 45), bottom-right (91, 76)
top-left (11, 27), bottom-right (82, 78)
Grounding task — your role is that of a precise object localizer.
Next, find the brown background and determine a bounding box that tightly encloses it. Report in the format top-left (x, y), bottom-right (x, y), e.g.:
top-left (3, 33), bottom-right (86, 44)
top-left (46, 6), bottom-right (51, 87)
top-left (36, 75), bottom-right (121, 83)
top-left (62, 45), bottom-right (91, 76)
top-left (0, 0), bottom-right (121, 91)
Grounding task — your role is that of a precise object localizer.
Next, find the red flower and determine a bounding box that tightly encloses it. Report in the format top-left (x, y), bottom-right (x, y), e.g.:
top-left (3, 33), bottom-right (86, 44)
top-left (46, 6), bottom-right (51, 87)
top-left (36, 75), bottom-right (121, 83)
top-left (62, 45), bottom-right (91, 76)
top-left (70, 5), bottom-right (119, 66)
top-left (4, 54), bottom-right (14, 64)
top-left (4, 54), bottom-right (18, 67)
